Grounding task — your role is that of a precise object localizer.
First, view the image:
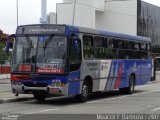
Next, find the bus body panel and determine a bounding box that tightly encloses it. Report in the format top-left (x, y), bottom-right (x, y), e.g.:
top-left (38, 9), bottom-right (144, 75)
top-left (80, 60), bottom-right (100, 92)
top-left (124, 60), bottom-right (152, 87)
top-left (68, 70), bottom-right (81, 96)
top-left (80, 59), bottom-right (152, 93)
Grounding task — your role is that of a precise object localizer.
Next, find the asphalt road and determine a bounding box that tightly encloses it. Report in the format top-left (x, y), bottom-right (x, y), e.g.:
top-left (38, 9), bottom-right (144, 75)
top-left (0, 81), bottom-right (160, 120)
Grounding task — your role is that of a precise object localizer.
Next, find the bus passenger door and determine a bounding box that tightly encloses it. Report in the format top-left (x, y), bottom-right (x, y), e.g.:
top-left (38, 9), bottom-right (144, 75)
top-left (68, 38), bottom-right (82, 96)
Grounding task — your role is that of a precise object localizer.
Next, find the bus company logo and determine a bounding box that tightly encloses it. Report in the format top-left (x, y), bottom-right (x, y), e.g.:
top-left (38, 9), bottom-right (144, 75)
top-left (134, 63), bottom-right (137, 68)
top-left (87, 62), bottom-right (98, 67)
top-left (101, 65), bottom-right (108, 71)
top-left (133, 62), bottom-right (137, 72)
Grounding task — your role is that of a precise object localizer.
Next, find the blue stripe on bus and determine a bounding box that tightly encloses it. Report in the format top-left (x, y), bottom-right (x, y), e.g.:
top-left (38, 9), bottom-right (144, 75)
top-left (68, 70), bottom-right (81, 96)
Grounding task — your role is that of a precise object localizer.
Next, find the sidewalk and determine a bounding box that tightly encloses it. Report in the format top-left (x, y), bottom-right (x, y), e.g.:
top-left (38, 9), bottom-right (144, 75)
top-left (0, 79), bottom-right (10, 84)
top-left (0, 79), bottom-right (33, 104)
top-left (0, 92), bottom-right (33, 104)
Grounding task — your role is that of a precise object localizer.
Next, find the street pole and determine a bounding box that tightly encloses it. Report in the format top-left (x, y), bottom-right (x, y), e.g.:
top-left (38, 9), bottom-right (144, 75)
top-left (16, 0), bottom-right (19, 27)
top-left (72, 0), bottom-right (76, 26)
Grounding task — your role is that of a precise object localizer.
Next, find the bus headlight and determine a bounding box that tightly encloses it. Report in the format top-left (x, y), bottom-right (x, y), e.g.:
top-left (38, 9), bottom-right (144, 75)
top-left (51, 82), bottom-right (56, 87)
top-left (56, 82), bottom-right (61, 87)
top-left (11, 81), bottom-right (18, 85)
top-left (18, 82), bottom-right (22, 85)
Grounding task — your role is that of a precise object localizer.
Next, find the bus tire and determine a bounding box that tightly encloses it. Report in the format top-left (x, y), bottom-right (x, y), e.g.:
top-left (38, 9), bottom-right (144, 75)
top-left (126, 75), bottom-right (135, 94)
top-left (119, 75), bottom-right (135, 94)
top-left (34, 94), bottom-right (46, 102)
top-left (76, 81), bottom-right (89, 102)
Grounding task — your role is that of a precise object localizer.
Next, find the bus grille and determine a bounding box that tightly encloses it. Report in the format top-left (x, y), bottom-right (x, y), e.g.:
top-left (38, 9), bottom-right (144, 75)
top-left (23, 82), bottom-right (48, 87)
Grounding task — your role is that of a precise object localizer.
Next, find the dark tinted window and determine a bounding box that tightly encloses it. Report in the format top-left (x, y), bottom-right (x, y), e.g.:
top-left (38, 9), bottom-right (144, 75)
top-left (83, 35), bottom-right (93, 47)
top-left (124, 41), bottom-right (133, 49)
top-left (83, 35), bottom-right (94, 59)
top-left (70, 38), bottom-right (82, 72)
top-left (108, 38), bottom-right (116, 48)
top-left (140, 43), bottom-right (146, 50)
top-left (133, 42), bottom-right (140, 50)
top-left (94, 36), bottom-right (105, 47)
top-left (116, 39), bottom-right (124, 49)
top-left (147, 43), bottom-right (151, 51)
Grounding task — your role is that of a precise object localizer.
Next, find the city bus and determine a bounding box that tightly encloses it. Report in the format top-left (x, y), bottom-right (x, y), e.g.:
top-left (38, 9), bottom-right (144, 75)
top-left (7, 24), bottom-right (152, 102)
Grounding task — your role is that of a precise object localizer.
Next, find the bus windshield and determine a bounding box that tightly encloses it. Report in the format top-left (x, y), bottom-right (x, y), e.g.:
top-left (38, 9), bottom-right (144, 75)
top-left (12, 35), bottom-right (67, 74)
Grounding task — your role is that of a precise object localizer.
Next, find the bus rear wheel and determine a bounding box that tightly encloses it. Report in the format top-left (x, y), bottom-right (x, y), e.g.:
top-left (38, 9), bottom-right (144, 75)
top-left (34, 94), bottom-right (47, 102)
top-left (76, 81), bottom-right (89, 102)
top-left (119, 75), bottom-right (135, 94)
top-left (126, 75), bottom-right (135, 94)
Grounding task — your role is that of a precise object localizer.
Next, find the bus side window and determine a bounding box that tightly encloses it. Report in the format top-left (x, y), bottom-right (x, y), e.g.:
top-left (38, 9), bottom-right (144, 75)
top-left (147, 43), bottom-right (151, 51)
top-left (105, 37), bottom-right (108, 48)
top-left (94, 36), bottom-right (105, 59)
top-left (124, 41), bottom-right (132, 49)
top-left (105, 38), bottom-right (116, 59)
top-left (83, 35), bottom-right (94, 59)
top-left (116, 39), bottom-right (124, 49)
top-left (108, 38), bottom-right (115, 48)
top-left (133, 42), bottom-right (140, 50)
top-left (94, 36), bottom-right (105, 47)
top-left (69, 38), bottom-right (82, 72)
top-left (140, 43), bottom-right (146, 50)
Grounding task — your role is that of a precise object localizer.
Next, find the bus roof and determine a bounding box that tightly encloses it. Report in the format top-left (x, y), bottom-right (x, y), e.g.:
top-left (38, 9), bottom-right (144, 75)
top-left (17, 24), bottom-right (151, 43)
top-left (67, 25), bottom-right (151, 42)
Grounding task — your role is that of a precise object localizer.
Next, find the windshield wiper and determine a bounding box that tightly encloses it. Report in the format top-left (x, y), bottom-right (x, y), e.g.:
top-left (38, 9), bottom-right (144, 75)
top-left (43, 34), bottom-right (54, 49)
top-left (43, 34), bottom-right (54, 56)
top-left (25, 35), bottom-right (33, 48)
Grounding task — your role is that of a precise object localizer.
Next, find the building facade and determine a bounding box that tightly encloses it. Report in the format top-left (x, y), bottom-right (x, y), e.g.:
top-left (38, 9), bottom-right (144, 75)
top-left (57, 0), bottom-right (160, 45)
top-left (48, 12), bottom-right (57, 24)
top-left (137, 0), bottom-right (160, 44)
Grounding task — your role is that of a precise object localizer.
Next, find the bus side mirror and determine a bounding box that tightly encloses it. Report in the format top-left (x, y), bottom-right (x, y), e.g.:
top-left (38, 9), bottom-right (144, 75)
top-left (5, 34), bottom-right (15, 54)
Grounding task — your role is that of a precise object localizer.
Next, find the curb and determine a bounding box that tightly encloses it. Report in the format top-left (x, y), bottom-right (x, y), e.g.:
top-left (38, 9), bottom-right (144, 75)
top-left (148, 80), bottom-right (160, 84)
top-left (0, 82), bottom-right (10, 84)
top-left (0, 97), bottom-right (34, 104)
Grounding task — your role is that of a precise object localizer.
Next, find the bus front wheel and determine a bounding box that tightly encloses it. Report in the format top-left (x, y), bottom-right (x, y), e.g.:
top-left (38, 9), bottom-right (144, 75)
top-left (34, 94), bottom-right (47, 102)
top-left (76, 81), bottom-right (89, 102)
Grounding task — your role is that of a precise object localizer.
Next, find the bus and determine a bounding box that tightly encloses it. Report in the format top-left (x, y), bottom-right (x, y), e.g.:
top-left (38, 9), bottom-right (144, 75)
top-left (7, 24), bottom-right (152, 102)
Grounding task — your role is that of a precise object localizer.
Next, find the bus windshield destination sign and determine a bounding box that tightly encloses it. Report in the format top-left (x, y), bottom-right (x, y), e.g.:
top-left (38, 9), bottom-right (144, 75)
top-left (16, 25), bottom-right (66, 34)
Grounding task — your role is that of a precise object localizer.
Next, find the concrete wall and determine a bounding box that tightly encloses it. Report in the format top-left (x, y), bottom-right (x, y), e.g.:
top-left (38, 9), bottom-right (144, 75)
top-left (57, 3), bottom-right (96, 28)
top-left (57, 0), bottom-right (137, 35)
top-left (96, 0), bottom-right (137, 35)
top-left (63, 0), bottom-right (105, 11)
top-left (48, 12), bottom-right (56, 24)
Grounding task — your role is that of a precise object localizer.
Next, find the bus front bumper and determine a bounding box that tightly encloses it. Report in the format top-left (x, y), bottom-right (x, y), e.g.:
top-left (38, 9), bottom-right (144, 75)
top-left (11, 84), bottom-right (68, 96)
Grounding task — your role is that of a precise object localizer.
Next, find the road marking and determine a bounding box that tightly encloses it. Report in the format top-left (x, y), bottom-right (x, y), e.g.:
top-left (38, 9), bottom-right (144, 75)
top-left (87, 89), bottom-right (160, 104)
top-left (27, 108), bottom-right (58, 114)
top-left (152, 107), bottom-right (160, 111)
top-left (26, 89), bottom-right (160, 114)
